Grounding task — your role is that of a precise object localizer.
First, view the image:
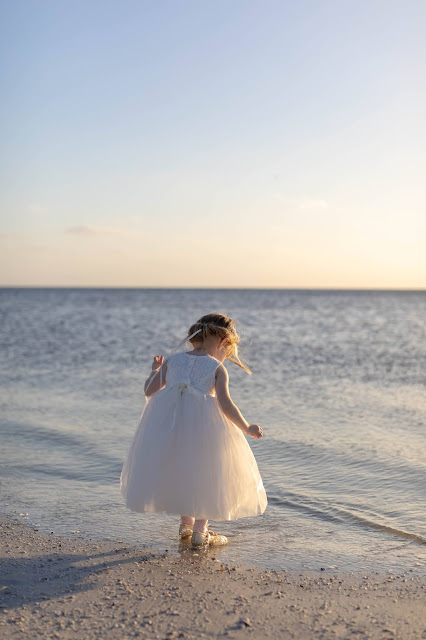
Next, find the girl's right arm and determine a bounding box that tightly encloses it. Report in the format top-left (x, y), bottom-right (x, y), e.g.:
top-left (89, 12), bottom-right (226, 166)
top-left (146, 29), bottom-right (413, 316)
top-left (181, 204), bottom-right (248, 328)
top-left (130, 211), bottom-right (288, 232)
top-left (215, 365), bottom-right (263, 439)
top-left (144, 356), bottom-right (167, 396)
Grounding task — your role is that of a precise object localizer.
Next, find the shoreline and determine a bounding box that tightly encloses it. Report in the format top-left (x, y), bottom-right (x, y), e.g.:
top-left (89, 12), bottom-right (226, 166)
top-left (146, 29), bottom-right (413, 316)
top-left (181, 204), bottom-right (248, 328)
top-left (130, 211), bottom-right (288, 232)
top-left (1, 514), bottom-right (424, 639)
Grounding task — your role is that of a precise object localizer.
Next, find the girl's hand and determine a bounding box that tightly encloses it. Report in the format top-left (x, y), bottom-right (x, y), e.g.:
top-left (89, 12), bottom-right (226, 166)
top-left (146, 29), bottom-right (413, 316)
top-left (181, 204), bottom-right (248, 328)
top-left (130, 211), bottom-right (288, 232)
top-left (246, 424), bottom-right (263, 439)
top-left (151, 355), bottom-right (164, 371)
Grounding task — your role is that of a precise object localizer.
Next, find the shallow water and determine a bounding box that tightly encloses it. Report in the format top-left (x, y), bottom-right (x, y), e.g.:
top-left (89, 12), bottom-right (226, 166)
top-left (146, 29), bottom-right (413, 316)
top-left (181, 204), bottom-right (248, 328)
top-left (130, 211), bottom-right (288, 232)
top-left (1, 288), bottom-right (425, 573)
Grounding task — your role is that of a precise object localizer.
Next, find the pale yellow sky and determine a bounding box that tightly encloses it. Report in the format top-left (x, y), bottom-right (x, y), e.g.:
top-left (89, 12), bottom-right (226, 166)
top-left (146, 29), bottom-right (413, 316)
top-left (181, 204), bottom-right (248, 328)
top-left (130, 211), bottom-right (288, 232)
top-left (1, 191), bottom-right (425, 288)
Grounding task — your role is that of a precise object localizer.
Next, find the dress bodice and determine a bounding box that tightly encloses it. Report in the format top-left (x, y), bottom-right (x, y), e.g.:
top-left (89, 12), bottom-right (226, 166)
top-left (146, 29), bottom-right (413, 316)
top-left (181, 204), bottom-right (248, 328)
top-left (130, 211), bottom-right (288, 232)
top-left (165, 352), bottom-right (221, 395)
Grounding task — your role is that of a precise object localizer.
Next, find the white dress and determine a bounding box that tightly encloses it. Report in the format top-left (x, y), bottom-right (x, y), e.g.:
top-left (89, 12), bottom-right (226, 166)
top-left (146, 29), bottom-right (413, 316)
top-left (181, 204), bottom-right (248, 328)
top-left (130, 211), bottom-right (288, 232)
top-left (120, 352), bottom-right (268, 521)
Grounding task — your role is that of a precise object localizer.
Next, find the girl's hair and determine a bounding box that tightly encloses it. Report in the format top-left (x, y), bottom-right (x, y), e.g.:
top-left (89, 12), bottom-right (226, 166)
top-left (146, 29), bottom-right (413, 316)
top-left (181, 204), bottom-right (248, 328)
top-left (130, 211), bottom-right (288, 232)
top-left (187, 313), bottom-right (252, 375)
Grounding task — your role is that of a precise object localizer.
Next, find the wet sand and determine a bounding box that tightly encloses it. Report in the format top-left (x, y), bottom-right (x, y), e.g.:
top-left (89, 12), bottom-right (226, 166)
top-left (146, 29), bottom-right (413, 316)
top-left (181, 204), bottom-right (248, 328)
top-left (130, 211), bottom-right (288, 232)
top-left (0, 514), bottom-right (424, 639)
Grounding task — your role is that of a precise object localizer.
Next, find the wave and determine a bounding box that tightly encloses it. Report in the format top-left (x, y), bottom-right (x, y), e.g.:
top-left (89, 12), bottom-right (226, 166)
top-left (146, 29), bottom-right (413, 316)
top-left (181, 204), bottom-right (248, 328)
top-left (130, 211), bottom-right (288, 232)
top-left (268, 492), bottom-right (426, 545)
top-left (1, 419), bottom-right (123, 481)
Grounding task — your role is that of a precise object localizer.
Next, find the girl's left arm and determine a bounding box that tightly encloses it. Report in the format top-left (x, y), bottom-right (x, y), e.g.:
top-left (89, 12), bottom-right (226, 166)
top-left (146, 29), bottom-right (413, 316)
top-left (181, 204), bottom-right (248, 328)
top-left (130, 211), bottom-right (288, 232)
top-left (144, 356), bottom-right (167, 397)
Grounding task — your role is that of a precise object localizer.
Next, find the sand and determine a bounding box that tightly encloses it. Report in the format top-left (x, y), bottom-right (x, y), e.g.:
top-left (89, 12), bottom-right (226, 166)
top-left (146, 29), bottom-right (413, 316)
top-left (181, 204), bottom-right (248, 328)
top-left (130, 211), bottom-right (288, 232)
top-left (0, 514), bottom-right (424, 639)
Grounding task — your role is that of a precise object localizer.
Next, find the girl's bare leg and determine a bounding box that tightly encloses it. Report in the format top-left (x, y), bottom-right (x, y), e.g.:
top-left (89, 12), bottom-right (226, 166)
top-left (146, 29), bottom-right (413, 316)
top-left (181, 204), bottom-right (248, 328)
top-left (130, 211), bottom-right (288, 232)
top-left (180, 515), bottom-right (195, 526)
top-left (193, 518), bottom-right (208, 533)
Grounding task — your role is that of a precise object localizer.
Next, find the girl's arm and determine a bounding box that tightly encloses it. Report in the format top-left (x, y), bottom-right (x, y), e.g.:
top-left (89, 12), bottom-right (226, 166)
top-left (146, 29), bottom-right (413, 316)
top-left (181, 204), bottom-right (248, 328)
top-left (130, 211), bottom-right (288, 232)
top-left (215, 365), bottom-right (263, 439)
top-left (144, 356), bottom-right (167, 397)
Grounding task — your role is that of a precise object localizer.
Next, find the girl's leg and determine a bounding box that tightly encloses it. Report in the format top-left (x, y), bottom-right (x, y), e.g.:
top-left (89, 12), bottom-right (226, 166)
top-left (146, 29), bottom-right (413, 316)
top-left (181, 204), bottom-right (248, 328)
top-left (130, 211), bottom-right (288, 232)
top-left (193, 518), bottom-right (208, 533)
top-left (180, 515), bottom-right (195, 526)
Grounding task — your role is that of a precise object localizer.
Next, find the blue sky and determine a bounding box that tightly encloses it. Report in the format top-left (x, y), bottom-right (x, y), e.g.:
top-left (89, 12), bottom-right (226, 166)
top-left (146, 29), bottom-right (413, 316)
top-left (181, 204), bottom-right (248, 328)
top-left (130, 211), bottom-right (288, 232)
top-left (1, 0), bottom-right (425, 287)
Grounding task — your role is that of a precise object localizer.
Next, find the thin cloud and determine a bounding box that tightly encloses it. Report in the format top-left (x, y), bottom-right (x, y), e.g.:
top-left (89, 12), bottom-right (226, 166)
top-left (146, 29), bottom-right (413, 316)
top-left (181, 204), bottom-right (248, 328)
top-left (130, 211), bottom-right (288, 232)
top-left (65, 225), bottom-right (141, 238)
top-left (127, 215), bottom-right (143, 223)
top-left (298, 198), bottom-right (329, 210)
top-left (272, 194), bottom-right (329, 210)
top-left (27, 203), bottom-right (46, 213)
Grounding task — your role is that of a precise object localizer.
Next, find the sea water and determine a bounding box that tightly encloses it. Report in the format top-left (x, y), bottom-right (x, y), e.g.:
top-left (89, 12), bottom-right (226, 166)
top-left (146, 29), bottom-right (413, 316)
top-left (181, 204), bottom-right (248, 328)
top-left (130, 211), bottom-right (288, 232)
top-left (1, 288), bottom-right (425, 573)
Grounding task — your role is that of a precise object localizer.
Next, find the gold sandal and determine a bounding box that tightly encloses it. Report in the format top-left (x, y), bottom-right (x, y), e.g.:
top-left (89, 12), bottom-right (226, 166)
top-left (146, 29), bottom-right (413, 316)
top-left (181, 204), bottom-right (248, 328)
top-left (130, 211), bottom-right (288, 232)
top-left (179, 523), bottom-right (193, 539)
top-left (191, 529), bottom-right (228, 547)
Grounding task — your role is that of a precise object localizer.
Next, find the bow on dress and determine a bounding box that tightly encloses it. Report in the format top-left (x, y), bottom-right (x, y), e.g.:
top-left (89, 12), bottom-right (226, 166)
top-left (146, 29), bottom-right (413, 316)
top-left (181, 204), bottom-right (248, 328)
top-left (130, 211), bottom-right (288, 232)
top-left (145, 328), bottom-right (204, 397)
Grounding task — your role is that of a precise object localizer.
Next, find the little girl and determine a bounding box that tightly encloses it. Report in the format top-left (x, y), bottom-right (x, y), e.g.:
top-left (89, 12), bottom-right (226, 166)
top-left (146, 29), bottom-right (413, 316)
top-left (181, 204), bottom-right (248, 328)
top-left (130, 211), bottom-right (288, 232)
top-left (120, 312), bottom-right (268, 548)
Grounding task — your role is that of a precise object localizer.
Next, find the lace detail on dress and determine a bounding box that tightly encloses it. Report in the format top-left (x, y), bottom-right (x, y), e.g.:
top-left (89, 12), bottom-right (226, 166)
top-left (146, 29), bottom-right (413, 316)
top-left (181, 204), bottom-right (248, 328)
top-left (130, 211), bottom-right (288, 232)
top-left (165, 353), bottom-right (221, 395)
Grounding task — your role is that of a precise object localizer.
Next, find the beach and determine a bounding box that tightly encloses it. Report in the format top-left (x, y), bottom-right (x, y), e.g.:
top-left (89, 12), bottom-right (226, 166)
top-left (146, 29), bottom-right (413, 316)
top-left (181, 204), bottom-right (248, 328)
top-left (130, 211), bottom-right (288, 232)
top-left (1, 289), bottom-right (425, 637)
top-left (1, 515), bottom-right (424, 639)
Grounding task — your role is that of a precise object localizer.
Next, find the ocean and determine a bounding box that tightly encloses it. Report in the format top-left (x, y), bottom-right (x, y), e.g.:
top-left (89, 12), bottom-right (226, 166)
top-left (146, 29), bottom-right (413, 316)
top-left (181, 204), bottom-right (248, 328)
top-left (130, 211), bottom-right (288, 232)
top-left (1, 288), bottom-right (425, 573)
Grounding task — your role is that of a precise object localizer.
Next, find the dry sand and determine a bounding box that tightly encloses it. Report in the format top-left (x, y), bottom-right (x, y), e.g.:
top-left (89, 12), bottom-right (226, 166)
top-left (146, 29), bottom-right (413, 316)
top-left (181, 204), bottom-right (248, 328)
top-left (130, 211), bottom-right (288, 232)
top-left (0, 514), bottom-right (424, 639)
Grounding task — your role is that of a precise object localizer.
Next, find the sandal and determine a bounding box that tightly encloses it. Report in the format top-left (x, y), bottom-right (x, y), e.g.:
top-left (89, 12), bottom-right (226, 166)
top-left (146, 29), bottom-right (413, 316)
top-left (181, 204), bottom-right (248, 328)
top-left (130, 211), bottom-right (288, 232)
top-left (179, 523), bottom-right (193, 539)
top-left (191, 529), bottom-right (228, 548)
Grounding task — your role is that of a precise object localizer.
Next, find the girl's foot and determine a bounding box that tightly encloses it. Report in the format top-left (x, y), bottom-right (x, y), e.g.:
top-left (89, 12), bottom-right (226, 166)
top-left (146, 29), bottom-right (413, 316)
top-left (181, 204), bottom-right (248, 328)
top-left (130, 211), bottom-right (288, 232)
top-left (191, 529), bottom-right (228, 548)
top-left (179, 523), bottom-right (193, 539)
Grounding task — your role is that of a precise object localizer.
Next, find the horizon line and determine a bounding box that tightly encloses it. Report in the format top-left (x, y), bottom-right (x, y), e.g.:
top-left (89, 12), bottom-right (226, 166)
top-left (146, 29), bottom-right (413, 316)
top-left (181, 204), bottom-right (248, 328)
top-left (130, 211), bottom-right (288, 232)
top-left (1, 285), bottom-right (425, 292)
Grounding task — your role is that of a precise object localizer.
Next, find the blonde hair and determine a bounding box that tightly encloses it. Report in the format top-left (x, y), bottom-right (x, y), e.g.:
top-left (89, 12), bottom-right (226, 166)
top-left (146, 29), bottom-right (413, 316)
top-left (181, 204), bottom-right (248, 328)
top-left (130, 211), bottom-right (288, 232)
top-left (187, 313), bottom-right (252, 375)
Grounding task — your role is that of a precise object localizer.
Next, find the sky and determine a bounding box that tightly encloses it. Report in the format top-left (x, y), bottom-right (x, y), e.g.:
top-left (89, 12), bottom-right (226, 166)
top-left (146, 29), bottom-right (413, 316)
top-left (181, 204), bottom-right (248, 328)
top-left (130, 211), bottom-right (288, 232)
top-left (0, 0), bottom-right (425, 288)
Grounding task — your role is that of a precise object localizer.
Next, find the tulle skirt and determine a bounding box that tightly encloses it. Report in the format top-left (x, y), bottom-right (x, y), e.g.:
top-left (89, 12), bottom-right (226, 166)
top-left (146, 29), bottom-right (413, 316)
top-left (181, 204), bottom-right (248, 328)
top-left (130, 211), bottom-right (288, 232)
top-left (120, 383), bottom-right (268, 521)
